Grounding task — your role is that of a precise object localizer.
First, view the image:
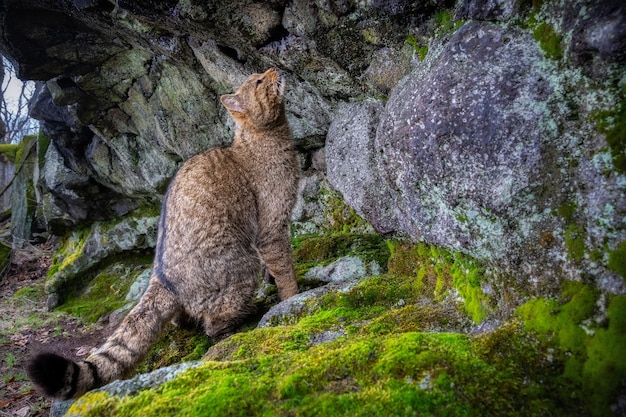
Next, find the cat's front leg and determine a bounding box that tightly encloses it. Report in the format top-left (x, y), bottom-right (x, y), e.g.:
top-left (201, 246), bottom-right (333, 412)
top-left (258, 230), bottom-right (298, 300)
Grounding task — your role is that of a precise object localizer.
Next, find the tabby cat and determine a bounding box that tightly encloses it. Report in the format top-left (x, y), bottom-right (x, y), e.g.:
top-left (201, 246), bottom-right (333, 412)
top-left (27, 68), bottom-right (300, 399)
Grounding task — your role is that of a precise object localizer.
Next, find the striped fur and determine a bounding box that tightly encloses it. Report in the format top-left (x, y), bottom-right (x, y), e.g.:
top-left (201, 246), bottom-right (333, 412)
top-left (27, 68), bottom-right (300, 399)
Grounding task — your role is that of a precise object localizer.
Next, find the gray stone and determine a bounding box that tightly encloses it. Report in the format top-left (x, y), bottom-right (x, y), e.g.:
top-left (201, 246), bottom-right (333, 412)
top-left (364, 20), bottom-right (626, 293)
top-left (125, 268), bottom-right (152, 303)
top-left (10, 135), bottom-right (37, 248)
top-left (458, 0), bottom-right (520, 21)
top-left (304, 256), bottom-right (368, 283)
top-left (309, 329), bottom-right (346, 346)
top-left (326, 101), bottom-right (399, 234)
top-left (51, 361), bottom-right (203, 417)
top-left (364, 47), bottom-right (413, 94)
top-left (257, 280), bottom-right (359, 328)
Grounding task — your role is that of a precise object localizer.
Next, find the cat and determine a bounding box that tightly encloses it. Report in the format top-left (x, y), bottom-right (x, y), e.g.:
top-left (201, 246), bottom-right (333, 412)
top-left (27, 68), bottom-right (300, 399)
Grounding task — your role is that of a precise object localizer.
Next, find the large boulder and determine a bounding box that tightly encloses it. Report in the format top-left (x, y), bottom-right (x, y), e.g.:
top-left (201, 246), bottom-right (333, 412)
top-left (327, 18), bottom-right (626, 294)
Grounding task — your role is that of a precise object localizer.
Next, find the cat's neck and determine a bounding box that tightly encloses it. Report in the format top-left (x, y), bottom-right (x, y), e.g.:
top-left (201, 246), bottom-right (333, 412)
top-left (232, 120), bottom-right (294, 151)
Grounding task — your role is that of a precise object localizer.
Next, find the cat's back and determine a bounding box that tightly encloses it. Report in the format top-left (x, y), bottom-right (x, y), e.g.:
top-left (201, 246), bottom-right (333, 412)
top-left (164, 146), bottom-right (257, 241)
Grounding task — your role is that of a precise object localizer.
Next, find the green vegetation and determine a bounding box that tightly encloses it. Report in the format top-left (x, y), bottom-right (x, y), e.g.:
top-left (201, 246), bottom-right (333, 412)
top-left (556, 201), bottom-right (577, 221)
top-left (517, 282), bottom-right (626, 416)
top-left (319, 186), bottom-right (372, 234)
top-left (595, 90), bottom-right (626, 173)
top-left (48, 233), bottom-right (623, 417)
top-left (405, 35), bottom-right (428, 61)
top-left (564, 224), bottom-right (585, 261)
top-left (608, 240), bottom-right (626, 280)
top-left (11, 285), bottom-right (45, 307)
top-left (136, 327), bottom-right (210, 374)
top-left (434, 10), bottom-right (464, 36)
top-left (533, 22), bottom-right (563, 60)
top-left (293, 233), bottom-right (389, 273)
top-left (57, 262), bottom-right (149, 323)
top-left (0, 144), bottom-right (19, 162)
top-left (0, 240), bottom-right (11, 276)
top-left (46, 227), bottom-right (91, 280)
top-left (68, 270), bottom-right (618, 417)
top-left (37, 130), bottom-right (51, 170)
top-left (387, 241), bottom-right (491, 323)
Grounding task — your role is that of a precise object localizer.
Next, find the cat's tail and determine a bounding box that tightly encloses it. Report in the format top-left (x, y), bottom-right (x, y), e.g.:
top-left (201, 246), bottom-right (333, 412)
top-left (26, 276), bottom-right (179, 399)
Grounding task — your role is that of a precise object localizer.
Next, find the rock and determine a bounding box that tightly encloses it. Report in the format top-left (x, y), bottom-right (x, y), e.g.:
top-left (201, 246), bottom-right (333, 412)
top-left (45, 213), bottom-right (159, 306)
top-left (124, 268), bottom-right (152, 304)
top-left (568, 0), bottom-right (626, 76)
top-left (309, 329), bottom-right (346, 345)
top-left (326, 101), bottom-right (399, 234)
top-left (257, 280), bottom-right (359, 328)
top-left (10, 135), bottom-right (38, 248)
top-left (304, 256), bottom-right (377, 283)
top-left (458, 0), bottom-right (521, 21)
top-left (0, 240), bottom-right (11, 278)
top-left (291, 172), bottom-right (326, 236)
top-left (364, 47), bottom-right (413, 94)
top-left (52, 361), bottom-right (203, 417)
top-left (377, 20), bottom-right (555, 264)
top-left (325, 19), bottom-right (626, 294)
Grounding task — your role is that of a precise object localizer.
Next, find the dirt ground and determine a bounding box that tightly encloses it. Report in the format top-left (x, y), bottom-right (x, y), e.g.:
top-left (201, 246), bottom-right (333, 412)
top-left (0, 240), bottom-right (112, 417)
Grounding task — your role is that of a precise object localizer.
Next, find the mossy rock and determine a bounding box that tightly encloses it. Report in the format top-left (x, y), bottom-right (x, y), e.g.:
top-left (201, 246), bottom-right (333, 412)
top-left (293, 233), bottom-right (390, 273)
top-left (67, 278), bottom-right (616, 417)
top-left (517, 282), bottom-right (626, 416)
top-left (0, 240), bottom-right (11, 277)
top-left (45, 212), bottom-right (159, 302)
top-left (135, 326), bottom-right (210, 375)
top-left (0, 143), bottom-right (19, 162)
top-left (57, 261), bottom-right (152, 323)
top-left (387, 241), bottom-right (493, 324)
top-left (63, 238), bottom-right (626, 417)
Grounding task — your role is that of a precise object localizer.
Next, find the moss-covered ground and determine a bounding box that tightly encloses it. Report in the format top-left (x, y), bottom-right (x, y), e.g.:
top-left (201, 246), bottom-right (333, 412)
top-left (64, 235), bottom-right (626, 417)
top-left (56, 261), bottom-right (151, 324)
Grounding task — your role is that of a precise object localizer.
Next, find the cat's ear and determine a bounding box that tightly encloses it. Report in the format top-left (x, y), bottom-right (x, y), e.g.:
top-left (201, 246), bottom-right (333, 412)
top-left (220, 94), bottom-right (245, 113)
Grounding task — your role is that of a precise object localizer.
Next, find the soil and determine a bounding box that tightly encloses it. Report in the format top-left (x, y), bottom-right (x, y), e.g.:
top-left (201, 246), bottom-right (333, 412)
top-left (0, 240), bottom-right (113, 417)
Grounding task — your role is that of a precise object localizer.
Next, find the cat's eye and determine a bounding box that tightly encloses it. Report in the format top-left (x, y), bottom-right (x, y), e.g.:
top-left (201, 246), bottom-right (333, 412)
top-left (256, 79), bottom-right (263, 86)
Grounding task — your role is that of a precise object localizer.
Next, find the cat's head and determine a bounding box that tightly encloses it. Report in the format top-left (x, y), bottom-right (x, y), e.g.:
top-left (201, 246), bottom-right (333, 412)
top-left (220, 68), bottom-right (286, 129)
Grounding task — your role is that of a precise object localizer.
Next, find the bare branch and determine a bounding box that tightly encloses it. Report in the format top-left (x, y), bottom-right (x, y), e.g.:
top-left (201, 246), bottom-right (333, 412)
top-left (0, 57), bottom-right (39, 143)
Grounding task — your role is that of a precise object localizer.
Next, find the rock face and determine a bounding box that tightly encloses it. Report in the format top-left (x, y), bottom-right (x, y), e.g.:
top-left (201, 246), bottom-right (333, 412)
top-left (327, 4), bottom-right (626, 295)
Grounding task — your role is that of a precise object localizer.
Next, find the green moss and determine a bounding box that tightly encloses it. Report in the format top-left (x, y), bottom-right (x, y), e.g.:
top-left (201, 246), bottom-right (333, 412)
top-left (61, 234), bottom-right (623, 416)
top-left (69, 323), bottom-right (571, 417)
top-left (0, 240), bottom-right (11, 275)
top-left (556, 201), bottom-right (577, 221)
top-left (596, 92), bottom-right (626, 173)
top-left (405, 35), bottom-right (428, 61)
top-left (37, 130), bottom-right (51, 170)
top-left (608, 240), bottom-right (626, 280)
top-left (434, 10), bottom-right (464, 36)
top-left (46, 227), bottom-right (91, 280)
top-left (67, 391), bottom-right (115, 417)
top-left (320, 187), bottom-right (372, 234)
top-left (136, 326), bottom-right (210, 374)
top-left (0, 144), bottom-right (19, 162)
top-left (14, 134), bottom-right (37, 167)
top-left (565, 224), bottom-right (585, 261)
top-left (516, 282), bottom-right (626, 416)
top-left (386, 241), bottom-right (491, 323)
top-left (57, 262), bottom-right (149, 323)
top-left (583, 295), bottom-right (626, 415)
top-left (293, 233), bottom-right (390, 277)
top-left (12, 285), bottom-right (45, 301)
top-left (533, 22), bottom-right (563, 60)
